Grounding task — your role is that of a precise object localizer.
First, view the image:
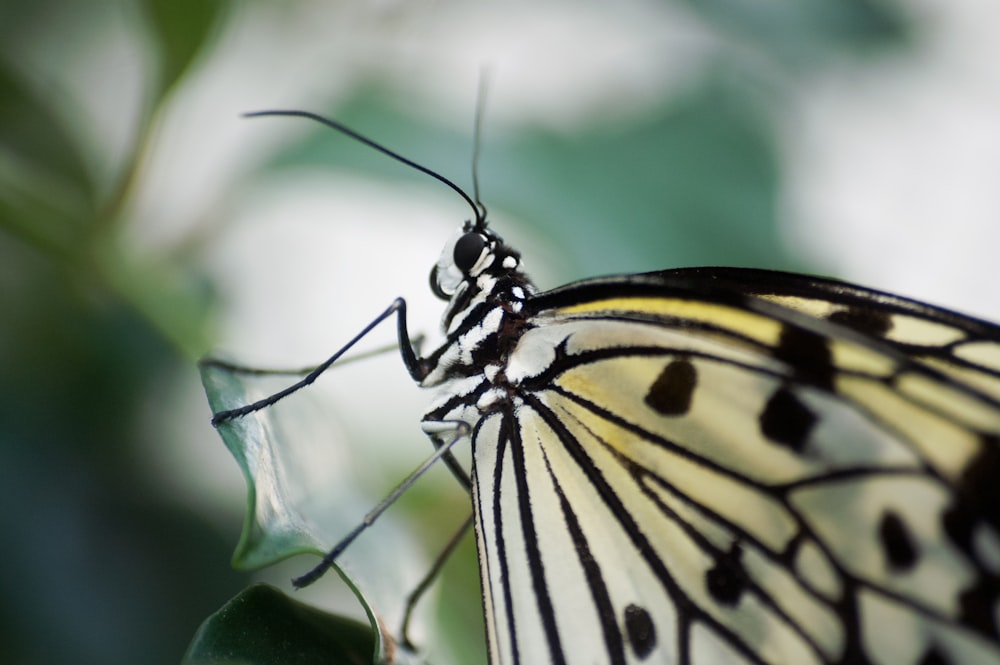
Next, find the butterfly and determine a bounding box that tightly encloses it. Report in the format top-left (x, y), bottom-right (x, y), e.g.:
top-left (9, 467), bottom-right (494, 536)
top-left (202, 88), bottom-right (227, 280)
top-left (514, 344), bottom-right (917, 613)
top-left (208, 111), bottom-right (1000, 665)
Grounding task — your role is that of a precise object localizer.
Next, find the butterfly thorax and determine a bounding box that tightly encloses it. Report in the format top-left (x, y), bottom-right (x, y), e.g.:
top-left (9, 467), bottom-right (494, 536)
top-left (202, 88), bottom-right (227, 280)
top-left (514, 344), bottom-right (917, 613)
top-left (420, 222), bottom-right (535, 427)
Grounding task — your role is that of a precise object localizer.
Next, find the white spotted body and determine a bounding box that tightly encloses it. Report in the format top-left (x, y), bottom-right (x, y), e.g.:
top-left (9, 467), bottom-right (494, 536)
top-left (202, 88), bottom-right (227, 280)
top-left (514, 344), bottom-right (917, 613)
top-left (420, 223), bottom-right (534, 432)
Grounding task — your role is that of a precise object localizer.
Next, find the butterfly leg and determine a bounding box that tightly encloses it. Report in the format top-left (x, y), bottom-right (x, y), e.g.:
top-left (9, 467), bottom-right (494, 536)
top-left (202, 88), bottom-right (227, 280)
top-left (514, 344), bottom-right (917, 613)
top-left (209, 298), bottom-right (428, 425)
top-left (293, 418), bottom-right (470, 589)
top-left (422, 420), bottom-right (473, 490)
top-left (396, 420), bottom-right (477, 648)
top-left (199, 335), bottom-right (425, 377)
top-left (399, 513), bottom-right (474, 650)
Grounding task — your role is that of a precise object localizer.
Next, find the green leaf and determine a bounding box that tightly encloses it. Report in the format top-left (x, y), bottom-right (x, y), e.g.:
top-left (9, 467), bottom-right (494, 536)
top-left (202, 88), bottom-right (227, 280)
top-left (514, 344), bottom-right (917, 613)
top-left (681, 0), bottom-right (908, 65)
top-left (182, 584), bottom-right (375, 665)
top-left (200, 364), bottom-right (326, 569)
top-left (142, 0), bottom-right (228, 98)
top-left (0, 59), bottom-right (96, 256)
top-left (199, 361), bottom-right (431, 664)
top-left (488, 77), bottom-right (791, 276)
top-left (101, 248), bottom-right (214, 359)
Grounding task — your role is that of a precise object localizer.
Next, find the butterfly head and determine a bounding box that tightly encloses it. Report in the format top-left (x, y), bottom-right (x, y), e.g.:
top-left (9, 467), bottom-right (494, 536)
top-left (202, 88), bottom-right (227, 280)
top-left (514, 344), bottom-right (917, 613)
top-left (430, 220), bottom-right (522, 301)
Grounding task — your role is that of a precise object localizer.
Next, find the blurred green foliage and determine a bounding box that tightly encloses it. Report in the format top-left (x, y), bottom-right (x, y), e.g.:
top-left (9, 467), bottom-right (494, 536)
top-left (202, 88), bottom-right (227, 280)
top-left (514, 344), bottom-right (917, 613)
top-left (183, 585), bottom-right (375, 665)
top-left (0, 2), bottom-right (237, 664)
top-left (0, 0), bottom-right (906, 663)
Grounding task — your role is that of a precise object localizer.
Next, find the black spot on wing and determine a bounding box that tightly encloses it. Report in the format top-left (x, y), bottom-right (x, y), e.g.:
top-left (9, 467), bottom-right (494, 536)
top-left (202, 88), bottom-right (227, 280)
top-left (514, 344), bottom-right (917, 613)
top-left (774, 326), bottom-right (834, 389)
top-left (940, 438), bottom-right (1000, 639)
top-left (938, 436), bottom-right (1000, 638)
top-left (521, 392), bottom-right (770, 662)
top-left (957, 576), bottom-right (1000, 640)
top-left (954, 437), bottom-right (1000, 534)
top-left (624, 604), bottom-right (656, 659)
top-left (759, 387), bottom-right (817, 451)
top-left (645, 358), bottom-right (697, 416)
top-left (879, 511), bottom-right (918, 571)
top-left (917, 646), bottom-right (948, 665)
top-left (705, 545), bottom-right (748, 607)
top-left (828, 306), bottom-right (894, 337)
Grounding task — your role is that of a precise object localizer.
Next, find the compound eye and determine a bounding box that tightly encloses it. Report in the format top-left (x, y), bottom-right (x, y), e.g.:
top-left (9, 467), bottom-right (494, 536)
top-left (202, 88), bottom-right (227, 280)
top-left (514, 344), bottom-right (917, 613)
top-left (453, 232), bottom-right (488, 273)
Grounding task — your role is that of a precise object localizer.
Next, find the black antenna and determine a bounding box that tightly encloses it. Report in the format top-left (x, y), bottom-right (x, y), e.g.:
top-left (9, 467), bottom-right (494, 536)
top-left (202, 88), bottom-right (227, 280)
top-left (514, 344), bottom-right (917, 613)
top-left (243, 109), bottom-right (483, 225)
top-left (470, 73), bottom-right (491, 225)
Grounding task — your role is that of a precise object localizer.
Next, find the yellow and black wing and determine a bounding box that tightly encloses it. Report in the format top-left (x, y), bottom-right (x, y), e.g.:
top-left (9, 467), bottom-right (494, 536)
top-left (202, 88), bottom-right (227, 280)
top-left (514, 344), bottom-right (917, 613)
top-left (471, 267), bottom-right (1000, 665)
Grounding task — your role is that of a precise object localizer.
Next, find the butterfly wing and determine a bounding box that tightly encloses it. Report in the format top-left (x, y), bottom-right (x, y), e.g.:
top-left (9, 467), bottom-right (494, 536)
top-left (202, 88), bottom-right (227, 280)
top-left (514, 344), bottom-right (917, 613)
top-left (658, 267), bottom-right (1000, 403)
top-left (471, 268), bottom-right (1000, 665)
